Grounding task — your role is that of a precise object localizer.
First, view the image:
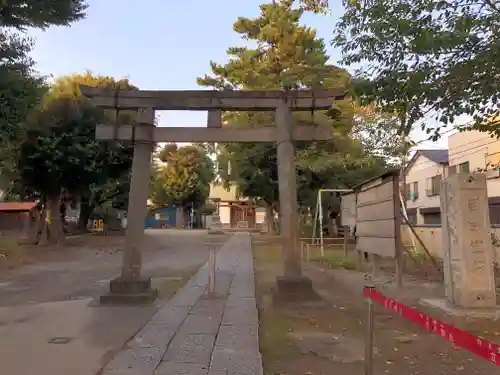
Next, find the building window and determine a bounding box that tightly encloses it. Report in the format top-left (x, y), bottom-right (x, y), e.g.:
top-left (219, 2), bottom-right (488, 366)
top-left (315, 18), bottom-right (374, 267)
top-left (405, 182), bottom-right (419, 201)
top-left (490, 204), bottom-right (500, 225)
top-left (423, 212), bottom-right (441, 225)
top-left (426, 175), bottom-right (442, 196)
top-left (459, 161), bottom-right (470, 173)
top-left (449, 162), bottom-right (470, 175)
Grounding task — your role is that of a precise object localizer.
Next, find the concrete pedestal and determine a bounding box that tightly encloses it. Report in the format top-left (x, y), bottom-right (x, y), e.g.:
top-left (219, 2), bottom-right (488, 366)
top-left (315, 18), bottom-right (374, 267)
top-left (100, 277), bottom-right (158, 305)
top-left (208, 214), bottom-right (225, 235)
top-left (274, 276), bottom-right (321, 303)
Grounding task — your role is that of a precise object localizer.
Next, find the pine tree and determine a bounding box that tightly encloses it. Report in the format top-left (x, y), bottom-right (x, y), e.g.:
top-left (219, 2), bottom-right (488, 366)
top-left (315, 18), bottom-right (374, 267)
top-left (197, 1), bottom-right (357, 224)
top-left (198, 1), bottom-right (396, 232)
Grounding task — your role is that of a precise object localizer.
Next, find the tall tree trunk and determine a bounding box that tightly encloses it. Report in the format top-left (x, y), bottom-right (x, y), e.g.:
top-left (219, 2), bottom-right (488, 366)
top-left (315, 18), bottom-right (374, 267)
top-left (26, 209), bottom-right (40, 245)
top-left (40, 195), bottom-right (64, 245)
top-left (78, 201), bottom-right (94, 231)
top-left (38, 205), bottom-right (48, 245)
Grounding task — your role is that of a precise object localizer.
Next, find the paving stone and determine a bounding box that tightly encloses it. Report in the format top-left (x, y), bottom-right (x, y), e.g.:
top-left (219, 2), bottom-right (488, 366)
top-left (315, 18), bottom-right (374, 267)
top-left (215, 324), bottom-right (259, 352)
top-left (221, 306), bottom-right (258, 327)
top-left (228, 287), bottom-right (255, 298)
top-left (150, 306), bottom-right (191, 326)
top-left (163, 333), bottom-right (216, 363)
top-left (168, 286), bottom-right (206, 307)
top-left (225, 300), bottom-right (258, 311)
top-left (101, 346), bottom-right (164, 375)
top-left (129, 323), bottom-right (177, 350)
top-left (189, 299), bottom-right (225, 317)
top-left (185, 272), bottom-right (209, 287)
top-left (155, 362), bottom-right (209, 375)
top-left (209, 349), bottom-right (263, 375)
top-left (177, 312), bottom-right (222, 335)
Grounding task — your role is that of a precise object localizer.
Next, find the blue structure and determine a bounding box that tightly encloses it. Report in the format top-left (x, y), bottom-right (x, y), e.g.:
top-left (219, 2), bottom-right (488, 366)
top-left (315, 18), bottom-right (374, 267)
top-left (144, 206), bottom-right (189, 228)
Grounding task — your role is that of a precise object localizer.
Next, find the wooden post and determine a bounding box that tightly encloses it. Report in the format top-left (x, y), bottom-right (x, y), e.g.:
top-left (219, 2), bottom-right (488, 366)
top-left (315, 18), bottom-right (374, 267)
top-left (401, 214), bottom-right (441, 273)
top-left (370, 254), bottom-right (380, 279)
top-left (393, 176), bottom-right (404, 288)
top-left (208, 247), bottom-right (216, 297)
top-left (343, 225), bottom-right (349, 256)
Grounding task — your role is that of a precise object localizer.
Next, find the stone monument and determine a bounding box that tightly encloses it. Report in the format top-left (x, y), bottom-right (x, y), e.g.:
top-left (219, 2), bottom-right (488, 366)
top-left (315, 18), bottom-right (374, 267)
top-left (208, 213), bottom-right (224, 234)
top-left (440, 173), bottom-right (497, 308)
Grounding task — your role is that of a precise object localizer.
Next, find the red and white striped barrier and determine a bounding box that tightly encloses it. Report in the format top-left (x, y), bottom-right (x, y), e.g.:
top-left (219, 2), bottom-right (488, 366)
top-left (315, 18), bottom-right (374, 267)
top-left (363, 286), bottom-right (500, 367)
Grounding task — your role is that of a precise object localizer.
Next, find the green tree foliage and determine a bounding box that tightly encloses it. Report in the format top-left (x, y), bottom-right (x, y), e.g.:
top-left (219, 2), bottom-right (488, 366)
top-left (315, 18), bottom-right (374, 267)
top-left (350, 104), bottom-right (409, 160)
top-left (49, 73), bottom-right (138, 229)
top-left (0, 0), bottom-right (88, 194)
top-left (17, 73), bottom-right (136, 244)
top-left (198, 0), bottom-right (392, 227)
top-left (334, 0), bottom-right (500, 137)
top-left (150, 144), bottom-right (215, 210)
top-left (298, 0), bottom-right (329, 13)
top-left (1, 1), bottom-right (87, 29)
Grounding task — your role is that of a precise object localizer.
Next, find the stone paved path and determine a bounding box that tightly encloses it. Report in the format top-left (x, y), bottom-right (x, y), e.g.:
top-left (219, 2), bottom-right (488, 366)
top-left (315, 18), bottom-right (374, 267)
top-left (100, 233), bottom-right (263, 375)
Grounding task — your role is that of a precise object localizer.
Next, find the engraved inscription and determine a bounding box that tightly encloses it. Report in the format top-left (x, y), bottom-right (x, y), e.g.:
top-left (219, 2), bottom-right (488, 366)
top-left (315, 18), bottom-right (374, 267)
top-left (467, 220), bottom-right (480, 231)
top-left (467, 197), bottom-right (479, 212)
top-left (470, 239), bottom-right (484, 248)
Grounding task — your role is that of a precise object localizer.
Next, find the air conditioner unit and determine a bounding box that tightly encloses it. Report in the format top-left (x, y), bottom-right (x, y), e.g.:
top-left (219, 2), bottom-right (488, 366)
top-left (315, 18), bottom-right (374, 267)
top-left (486, 168), bottom-right (500, 179)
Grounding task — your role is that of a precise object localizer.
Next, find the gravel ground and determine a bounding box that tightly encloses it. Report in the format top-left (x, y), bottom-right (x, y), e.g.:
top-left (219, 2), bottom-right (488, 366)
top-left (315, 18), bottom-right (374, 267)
top-left (0, 229), bottom-right (217, 306)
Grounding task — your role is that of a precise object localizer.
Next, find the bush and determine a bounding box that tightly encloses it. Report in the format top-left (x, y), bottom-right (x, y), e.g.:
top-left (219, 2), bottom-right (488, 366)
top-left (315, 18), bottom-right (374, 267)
top-left (310, 253), bottom-right (356, 270)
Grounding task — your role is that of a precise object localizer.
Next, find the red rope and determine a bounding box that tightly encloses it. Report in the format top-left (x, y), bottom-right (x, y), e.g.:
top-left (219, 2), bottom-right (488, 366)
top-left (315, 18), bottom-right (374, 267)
top-left (363, 287), bottom-right (500, 365)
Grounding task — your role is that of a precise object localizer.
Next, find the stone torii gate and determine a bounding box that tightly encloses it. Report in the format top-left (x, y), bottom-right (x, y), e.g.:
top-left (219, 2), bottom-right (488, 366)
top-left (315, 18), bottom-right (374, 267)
top-left (80, 86), bottom-right (345, 303)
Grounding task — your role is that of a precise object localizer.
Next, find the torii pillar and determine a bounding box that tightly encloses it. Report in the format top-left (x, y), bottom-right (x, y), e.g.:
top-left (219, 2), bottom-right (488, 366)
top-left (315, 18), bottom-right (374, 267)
top-left (274, 98), bottom-right (317, 300)
top-left (100, 108), bottom-right (157, 304)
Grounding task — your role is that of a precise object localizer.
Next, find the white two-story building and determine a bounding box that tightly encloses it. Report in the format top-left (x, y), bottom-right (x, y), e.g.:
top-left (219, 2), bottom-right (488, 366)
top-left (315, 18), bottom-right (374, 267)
top-left (405, 149), bottom-right (449, 225)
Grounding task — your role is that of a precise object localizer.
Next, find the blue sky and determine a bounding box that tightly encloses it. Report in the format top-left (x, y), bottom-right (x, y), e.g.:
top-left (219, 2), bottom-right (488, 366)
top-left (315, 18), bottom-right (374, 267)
top-left (27, 0), bottom-right (447, 148)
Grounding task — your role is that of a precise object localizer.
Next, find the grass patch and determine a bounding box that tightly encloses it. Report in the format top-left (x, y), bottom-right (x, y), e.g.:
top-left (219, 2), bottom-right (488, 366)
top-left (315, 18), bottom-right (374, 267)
top-left (157, 268), bottom-right (198, 300)
top-left (252, 238), bottom-right (305, 374)
top-left (258, 311), bottom-right (308, 370)
top-left (310, 253), bottom-right (356, 270)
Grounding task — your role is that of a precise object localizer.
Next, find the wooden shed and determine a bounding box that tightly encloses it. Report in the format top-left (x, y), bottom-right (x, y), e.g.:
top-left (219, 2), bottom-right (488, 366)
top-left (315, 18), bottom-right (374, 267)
top-left (0, 202), bottom-right (38, 233)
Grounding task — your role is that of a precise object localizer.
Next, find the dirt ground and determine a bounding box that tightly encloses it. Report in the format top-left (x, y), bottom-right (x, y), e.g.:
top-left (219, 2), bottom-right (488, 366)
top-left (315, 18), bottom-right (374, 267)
top-left (0, 229), bottom-right (228, 375)
top-left (252, 236), bottom-right (500, 375)
top-left (0, 232), bottom-right (125, 270)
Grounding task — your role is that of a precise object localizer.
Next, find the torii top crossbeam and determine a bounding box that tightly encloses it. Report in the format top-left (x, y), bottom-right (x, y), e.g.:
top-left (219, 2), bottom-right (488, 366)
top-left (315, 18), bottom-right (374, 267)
top-left (79, 86), bottom-right (346, 111)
